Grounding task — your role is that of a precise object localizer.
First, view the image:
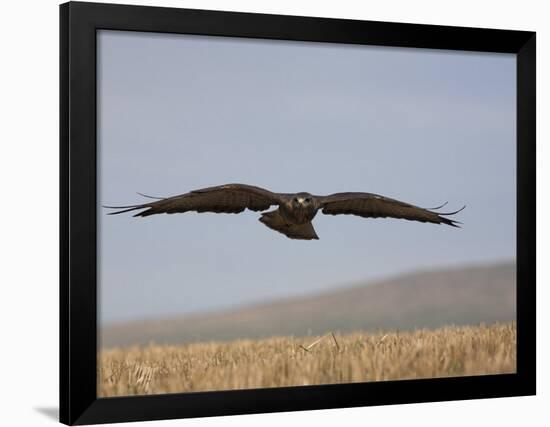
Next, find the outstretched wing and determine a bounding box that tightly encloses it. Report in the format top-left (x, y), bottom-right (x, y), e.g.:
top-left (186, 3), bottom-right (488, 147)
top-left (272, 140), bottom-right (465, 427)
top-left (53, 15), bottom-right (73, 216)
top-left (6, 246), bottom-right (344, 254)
top-left (104, 184), bottom-right (283, 217)
top-left (318, 192), bottom-right (464, 227)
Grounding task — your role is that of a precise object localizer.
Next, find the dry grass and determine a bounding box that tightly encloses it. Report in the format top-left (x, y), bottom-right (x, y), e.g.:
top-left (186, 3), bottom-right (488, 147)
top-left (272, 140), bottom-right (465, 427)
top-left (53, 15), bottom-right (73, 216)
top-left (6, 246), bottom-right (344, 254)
top-left (98, 322), bottom-right (516, 397)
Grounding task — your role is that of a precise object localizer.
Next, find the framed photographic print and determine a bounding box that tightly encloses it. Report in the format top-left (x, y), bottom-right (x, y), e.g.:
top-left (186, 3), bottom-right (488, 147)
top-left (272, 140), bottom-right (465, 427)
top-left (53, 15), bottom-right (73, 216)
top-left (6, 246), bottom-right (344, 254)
top-left (60, 1), bottom-right (536, 425)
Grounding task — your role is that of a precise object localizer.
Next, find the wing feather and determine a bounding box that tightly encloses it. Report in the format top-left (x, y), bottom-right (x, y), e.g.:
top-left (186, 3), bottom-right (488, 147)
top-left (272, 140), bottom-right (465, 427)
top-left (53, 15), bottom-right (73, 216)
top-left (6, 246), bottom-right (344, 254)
top-left (104, 184), bottom-right (282, 217)
top-left (318, 192), bottom-right (464, 227)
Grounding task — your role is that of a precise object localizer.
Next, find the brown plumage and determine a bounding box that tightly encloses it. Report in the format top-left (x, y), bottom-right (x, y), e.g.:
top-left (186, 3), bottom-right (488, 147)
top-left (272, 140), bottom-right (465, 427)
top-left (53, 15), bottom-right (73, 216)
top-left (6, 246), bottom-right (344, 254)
top-left (104, 183), bottom-right (465, 240)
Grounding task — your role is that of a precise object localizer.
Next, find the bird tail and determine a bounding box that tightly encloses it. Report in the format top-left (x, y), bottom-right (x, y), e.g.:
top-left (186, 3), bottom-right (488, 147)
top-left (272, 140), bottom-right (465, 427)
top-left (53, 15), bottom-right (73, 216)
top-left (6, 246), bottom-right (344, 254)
top-left (259, 209), bottom-right (319, 240)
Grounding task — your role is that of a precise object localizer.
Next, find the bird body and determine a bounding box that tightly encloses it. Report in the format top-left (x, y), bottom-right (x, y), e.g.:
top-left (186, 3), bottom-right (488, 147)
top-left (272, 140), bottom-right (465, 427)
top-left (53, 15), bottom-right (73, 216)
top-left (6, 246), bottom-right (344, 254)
top-left (104, 183), bottom-right (464, 240)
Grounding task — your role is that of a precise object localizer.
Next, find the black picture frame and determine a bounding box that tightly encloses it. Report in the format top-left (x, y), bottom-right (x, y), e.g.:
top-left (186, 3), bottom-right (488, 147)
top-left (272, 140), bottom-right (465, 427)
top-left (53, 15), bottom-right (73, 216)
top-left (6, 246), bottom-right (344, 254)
top-left (60, 1), bottom-right (536, 425)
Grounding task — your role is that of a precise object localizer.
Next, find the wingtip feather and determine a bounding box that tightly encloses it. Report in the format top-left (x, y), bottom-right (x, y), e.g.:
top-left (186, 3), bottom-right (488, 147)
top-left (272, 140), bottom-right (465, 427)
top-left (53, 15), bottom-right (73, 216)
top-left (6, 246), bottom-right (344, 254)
top-left (137, 192), bottom-right (165, 200)
top-left (439, 205), bottom-right (467, 216)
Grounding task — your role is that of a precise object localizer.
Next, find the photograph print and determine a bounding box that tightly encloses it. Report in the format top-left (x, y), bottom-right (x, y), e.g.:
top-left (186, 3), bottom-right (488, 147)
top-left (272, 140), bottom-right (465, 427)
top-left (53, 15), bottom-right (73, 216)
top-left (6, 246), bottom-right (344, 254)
top-left (97, 29), bottom-right (516, 397)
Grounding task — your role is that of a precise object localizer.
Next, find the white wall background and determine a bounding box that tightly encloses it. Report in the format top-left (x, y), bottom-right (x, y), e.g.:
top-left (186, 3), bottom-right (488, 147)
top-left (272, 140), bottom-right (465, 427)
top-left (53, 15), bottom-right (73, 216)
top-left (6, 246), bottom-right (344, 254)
top-left (0, 0), bottom-right (547, 426)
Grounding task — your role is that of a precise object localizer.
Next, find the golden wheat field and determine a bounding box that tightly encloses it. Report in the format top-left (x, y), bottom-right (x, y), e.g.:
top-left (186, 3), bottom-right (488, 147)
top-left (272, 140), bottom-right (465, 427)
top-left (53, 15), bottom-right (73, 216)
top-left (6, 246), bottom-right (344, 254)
top-left (98, 322), bottom-right (516, 397)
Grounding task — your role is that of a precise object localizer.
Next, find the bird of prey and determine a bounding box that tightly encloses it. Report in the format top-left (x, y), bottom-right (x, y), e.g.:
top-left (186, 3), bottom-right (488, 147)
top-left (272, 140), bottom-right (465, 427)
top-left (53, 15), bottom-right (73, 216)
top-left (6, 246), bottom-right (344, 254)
top-left (104, 183), bottom-right (465, 240)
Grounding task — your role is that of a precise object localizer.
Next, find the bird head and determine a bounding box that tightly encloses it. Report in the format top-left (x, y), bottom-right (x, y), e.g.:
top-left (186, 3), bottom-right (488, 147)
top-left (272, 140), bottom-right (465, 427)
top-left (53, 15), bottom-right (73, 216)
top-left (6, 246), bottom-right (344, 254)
top-left (293, 193), bottom-right (314, 208)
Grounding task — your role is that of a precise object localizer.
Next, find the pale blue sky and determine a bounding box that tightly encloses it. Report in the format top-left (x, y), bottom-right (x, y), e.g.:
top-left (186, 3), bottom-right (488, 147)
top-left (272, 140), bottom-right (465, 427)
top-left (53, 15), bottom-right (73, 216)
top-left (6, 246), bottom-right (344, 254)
top-left (97, 30), bottom-right (516, 324)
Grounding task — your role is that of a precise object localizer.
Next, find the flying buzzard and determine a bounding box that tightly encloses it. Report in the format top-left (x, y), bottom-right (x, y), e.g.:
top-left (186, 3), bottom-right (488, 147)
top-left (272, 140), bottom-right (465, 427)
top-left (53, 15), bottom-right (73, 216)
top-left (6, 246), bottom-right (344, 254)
top-left (104, 183), bottom-right (465, 240)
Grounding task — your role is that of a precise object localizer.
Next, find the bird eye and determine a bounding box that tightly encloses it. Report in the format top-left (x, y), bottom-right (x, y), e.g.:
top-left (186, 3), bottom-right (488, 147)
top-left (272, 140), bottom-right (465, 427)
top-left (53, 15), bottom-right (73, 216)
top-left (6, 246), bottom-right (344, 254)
top-left (305, 198), bottom-right (311, 203)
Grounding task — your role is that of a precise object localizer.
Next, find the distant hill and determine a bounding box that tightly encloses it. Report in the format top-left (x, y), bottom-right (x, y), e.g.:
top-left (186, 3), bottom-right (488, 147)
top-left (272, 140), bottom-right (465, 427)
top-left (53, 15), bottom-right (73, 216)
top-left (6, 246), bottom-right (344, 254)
top-left (101, 261), bottom-right (516, 348)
